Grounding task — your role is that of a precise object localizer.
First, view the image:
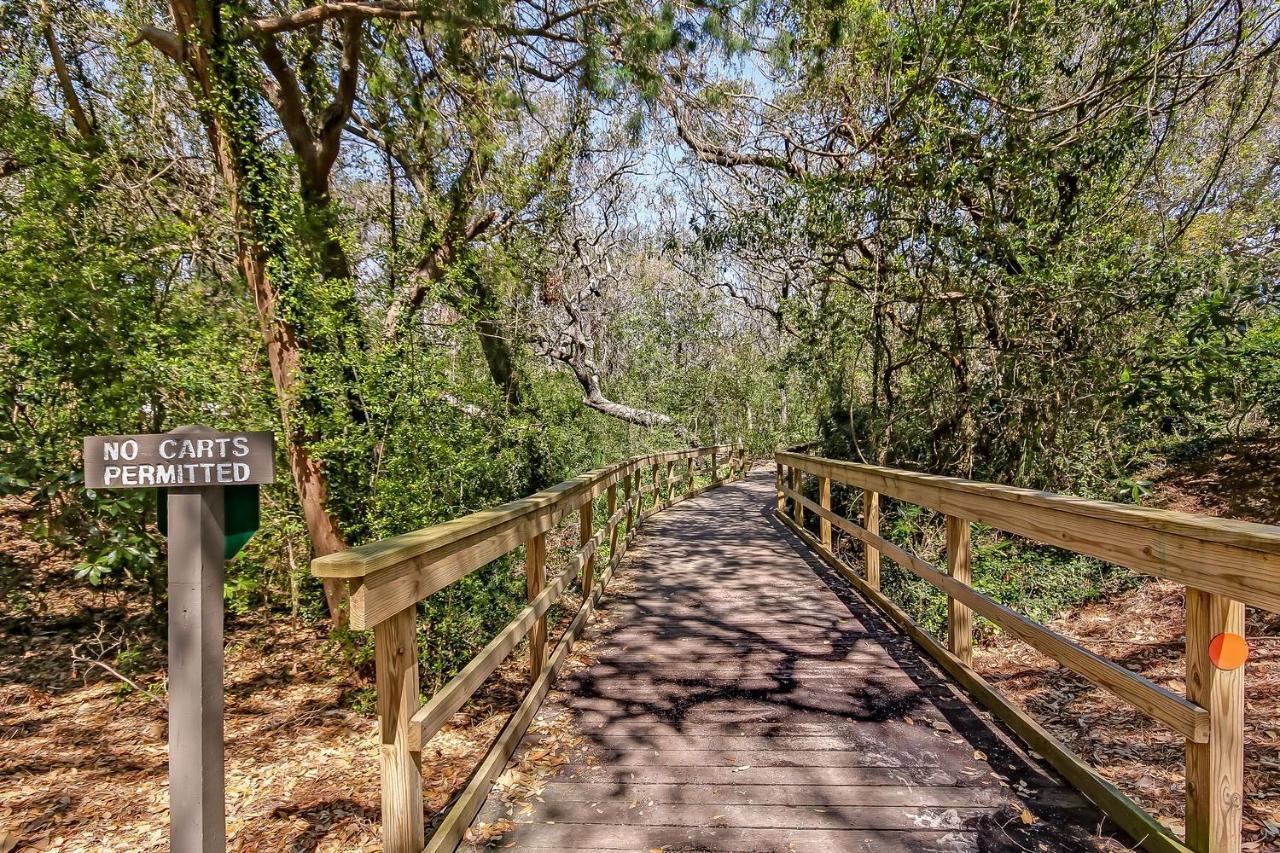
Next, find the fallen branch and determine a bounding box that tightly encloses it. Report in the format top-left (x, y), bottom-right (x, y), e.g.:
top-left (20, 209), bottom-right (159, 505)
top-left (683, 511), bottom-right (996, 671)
top-left (70, 650), bottom-right (164, 703)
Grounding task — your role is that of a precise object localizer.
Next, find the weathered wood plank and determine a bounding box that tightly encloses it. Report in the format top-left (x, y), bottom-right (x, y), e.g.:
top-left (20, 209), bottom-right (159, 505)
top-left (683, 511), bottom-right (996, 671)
top-left (537, 780), bottom-right (1046, 807)
top-left (480, 824), bottom-right (978, 853)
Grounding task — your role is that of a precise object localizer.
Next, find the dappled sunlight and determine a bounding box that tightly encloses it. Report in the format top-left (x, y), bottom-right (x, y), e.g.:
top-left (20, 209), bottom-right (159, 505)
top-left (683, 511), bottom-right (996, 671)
top-left (466, 471), bottom-right (1131, 851)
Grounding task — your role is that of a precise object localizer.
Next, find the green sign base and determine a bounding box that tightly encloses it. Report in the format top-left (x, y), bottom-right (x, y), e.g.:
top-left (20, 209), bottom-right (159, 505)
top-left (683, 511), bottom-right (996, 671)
top-left (158, 483), bottom-right (260, 559)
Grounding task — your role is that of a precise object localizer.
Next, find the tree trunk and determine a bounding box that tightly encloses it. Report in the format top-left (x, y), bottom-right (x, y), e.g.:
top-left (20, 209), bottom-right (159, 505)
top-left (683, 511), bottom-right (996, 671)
top-left (239, 248), bottom-right (349, 620)
top-left (476, 315), bottom-right (526, 410)
top-left (152, 0), bottom-right (351, 625)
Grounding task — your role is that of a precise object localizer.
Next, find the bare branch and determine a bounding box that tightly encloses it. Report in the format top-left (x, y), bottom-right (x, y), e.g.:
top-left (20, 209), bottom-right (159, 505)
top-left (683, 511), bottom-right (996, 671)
top-left (249, 1), bottom-right (417, 35)
top-left (132, 25), bottom-right (182, 62)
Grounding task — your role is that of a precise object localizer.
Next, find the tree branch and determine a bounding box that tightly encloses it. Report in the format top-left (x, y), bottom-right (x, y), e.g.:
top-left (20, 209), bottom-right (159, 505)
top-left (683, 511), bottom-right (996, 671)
top-left (43, 20), bottom-right (94, 139)
top-left (132, 25), bottom-right (183, 61)
top-left (317, 16), bottom-right (361, 173)
top-left (249, 1), bottom-right (418, 35)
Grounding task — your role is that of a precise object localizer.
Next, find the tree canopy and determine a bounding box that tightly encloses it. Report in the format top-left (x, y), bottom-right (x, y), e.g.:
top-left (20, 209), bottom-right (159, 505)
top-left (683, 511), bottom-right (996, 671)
top-left (2, 0), bottom-right (1276, 632)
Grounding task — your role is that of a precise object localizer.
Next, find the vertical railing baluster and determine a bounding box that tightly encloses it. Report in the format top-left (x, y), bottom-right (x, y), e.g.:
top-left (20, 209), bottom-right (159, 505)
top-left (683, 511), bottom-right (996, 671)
top-left (1185, 587), bottom-right (1245, 853)
top-left (374, 605), bottom-right (424, 853)
top-left (525, 533), bottom-right (547, 682)
top-left (945, 515), bottom-right (973, 666)
top-left (791, 465), bottom-right (803, 527)
top-left (606, 482), bottom-right (618, 568)
top-left (819, 475), bottom-right (832, 549)
top-left (863, 489), bottom-right (880, 590)
top-left (623, 467), bottom-right (635, 541)
top-left (579, 497), bottom-right (594, 605)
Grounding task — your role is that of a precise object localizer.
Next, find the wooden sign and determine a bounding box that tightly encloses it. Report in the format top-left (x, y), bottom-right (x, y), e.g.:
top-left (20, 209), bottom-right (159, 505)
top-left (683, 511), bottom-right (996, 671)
top-left (83, 430), bottom-right (274, 489)
top-left (80, 425), bottom-right (274, 852)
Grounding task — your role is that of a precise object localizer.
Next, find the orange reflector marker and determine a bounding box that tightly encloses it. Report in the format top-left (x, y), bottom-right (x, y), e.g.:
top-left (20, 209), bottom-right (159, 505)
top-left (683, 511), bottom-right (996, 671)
top-left (1208, 632), bottom-right (1248, 671)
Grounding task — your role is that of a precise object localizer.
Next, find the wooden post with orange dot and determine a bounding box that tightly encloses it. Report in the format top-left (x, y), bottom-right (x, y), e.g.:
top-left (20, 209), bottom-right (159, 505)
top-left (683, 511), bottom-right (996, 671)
top-left (1185, 587), bottom-right (1245, 853)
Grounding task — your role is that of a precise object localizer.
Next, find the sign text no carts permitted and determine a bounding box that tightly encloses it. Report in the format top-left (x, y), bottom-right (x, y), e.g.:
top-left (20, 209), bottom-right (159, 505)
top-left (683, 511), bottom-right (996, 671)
top-left (83, 426), bottom-right (274, 853)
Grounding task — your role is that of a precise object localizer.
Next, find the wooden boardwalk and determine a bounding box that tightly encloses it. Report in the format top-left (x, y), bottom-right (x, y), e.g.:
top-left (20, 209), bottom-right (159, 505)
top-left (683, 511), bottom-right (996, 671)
top-left (466, 470), bottom-right (1125, 851)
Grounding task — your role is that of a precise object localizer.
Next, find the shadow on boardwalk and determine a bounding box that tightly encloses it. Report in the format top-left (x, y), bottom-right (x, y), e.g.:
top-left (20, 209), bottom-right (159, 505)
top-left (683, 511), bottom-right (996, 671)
top-left (468, 469), bottom-right (1133, 852)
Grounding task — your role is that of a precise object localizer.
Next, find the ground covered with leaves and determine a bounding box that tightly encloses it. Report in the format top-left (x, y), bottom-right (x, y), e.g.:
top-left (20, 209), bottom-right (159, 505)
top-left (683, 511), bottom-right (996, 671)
top-left (0, 538), bottom-right (383, 852)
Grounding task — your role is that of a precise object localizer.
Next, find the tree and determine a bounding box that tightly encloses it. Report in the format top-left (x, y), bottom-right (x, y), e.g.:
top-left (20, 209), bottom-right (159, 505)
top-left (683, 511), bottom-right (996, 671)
top-left (664, 0), bottom-right (1280, 485)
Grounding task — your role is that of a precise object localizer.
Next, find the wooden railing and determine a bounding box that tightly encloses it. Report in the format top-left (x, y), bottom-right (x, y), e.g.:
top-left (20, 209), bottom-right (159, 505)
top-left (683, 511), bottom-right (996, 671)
top-left (775, 450), bottom-right (1280, 853)
top-left (312, 444), bottom-right (746, 853)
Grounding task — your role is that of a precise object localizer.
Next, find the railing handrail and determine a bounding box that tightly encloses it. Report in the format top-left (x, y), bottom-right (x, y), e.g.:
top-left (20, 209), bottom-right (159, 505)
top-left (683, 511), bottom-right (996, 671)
top-left (774, 449), bottom-right (1262, 853)
top-left (318, 442), bottom-right (747, 853)
top-left (777, 450), bottom-right (1280, 612)
top-left (776, 451), bottom-right (1280, 553)
top-left (314, 444), bottom-right (741, 581)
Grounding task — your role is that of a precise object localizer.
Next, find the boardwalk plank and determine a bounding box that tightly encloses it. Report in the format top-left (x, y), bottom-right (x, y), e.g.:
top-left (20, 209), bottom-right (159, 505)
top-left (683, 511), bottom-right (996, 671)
top-left (460, 470), bottom-right (1127, 852)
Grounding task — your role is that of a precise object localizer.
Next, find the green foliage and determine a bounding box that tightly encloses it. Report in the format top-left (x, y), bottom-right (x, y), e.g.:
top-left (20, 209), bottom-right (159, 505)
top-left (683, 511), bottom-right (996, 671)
top-left (4, 0), bottom-right (1273, 698)
top-left (0, 65), bottom-right (263, 595)
top-left (419, 556), bottom-right (527, 691)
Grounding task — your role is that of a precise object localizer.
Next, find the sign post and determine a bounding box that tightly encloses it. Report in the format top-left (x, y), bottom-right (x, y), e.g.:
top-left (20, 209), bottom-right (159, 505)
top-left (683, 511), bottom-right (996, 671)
top-left (83, 426), bottom-right (273, 853)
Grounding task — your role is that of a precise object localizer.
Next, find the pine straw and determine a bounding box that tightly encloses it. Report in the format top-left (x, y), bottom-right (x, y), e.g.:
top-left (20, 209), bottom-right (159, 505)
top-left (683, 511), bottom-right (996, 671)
top-left (1, 594), bottom-right (384, 852)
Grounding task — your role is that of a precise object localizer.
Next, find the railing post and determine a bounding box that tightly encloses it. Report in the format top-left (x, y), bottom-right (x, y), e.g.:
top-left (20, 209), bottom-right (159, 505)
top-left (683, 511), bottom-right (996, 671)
top-left (623, 469), bottom-right (635, 540)
top-left (863, 489), bottom-right (880, 590)
top-left (665, 460), bottom-right (674, 504)
top-left (651, 462), bottom-right (660, 510)
top-left (819, 475), bottom-right (832, 549)
top-left (634, 469), bottom-right (643, 527)
top-left (1185, 587), bottom-right (1245, 853)
top-left (374, 605), bottom-right (424, 853)
top-left (945, 515), bottom-right (973, 666)
top-left (606, 482), bottom-right (618, 564)
top-left (775, 461), bottom-right (785, 512)
top-left (525, 532), bottom-right (547, 682)
top-left (791, 466), bottom-right (803, 527)
top-left (579, 497), bottom-right (594, 604)
top-left (711, 448), bottom-right (718, 483)
top-left (686, 456), bottom-right (694, 495)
